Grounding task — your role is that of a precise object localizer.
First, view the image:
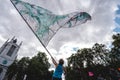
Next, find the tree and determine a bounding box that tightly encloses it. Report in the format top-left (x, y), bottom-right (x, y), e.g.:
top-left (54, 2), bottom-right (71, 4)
top-left (66, 48), bottom-right (94, 80)
top-left (66, 43), bottom-right (110, 80)
top-left (6, 51), bottom-right (52, 80)
top-left (92, 43), bottom-right (110, 66)
top-left (26, 52), bottom-right (51, 80)
top-left (110, 33), bottom-right (120, 67)
top-left (16, 57), bottom-right (30, 80)
top-left (5, 60), bottom-right (18, 80)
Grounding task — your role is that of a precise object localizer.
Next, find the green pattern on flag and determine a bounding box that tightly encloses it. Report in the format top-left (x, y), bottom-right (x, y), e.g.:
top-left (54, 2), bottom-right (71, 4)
top-left (11, 0), bottom-right (91, 46)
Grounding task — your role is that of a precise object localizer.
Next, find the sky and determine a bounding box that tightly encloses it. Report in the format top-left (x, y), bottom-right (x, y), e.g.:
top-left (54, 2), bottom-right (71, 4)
top-left (0, 0), bottom-right (120, 65)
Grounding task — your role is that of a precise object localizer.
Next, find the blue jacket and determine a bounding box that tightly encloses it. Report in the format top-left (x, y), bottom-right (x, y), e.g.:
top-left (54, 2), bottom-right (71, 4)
top-left (53, 64), bottom-right (63, 78)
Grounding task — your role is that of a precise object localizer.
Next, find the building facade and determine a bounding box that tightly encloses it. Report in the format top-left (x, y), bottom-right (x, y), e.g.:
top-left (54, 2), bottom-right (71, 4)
top-left (0, 37), bottom-right (22, 80)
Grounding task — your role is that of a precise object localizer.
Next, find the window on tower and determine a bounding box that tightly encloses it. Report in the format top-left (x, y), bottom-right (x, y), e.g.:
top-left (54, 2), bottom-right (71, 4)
top-left (7, 45), bottom-right (16, 57)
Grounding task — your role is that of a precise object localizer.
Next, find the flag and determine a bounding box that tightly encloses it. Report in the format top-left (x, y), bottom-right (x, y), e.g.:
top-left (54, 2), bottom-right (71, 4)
top-left (11, 0), bottom-right (91, 46)
top-left (88, 71), bottom-right (94, 77)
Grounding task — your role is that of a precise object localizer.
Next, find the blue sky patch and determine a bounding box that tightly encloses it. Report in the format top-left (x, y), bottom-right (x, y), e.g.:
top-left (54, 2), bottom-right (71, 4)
top-left (116, 5), bottom-right (120, 14)
top-left (113, 27), bottom-right (120, 32)
top-left (114, 5), bottom-right (120, 32)
top-left (72, 47), bottom-right (79, 52)
top-left (115, 17), bottom-right (120, 25)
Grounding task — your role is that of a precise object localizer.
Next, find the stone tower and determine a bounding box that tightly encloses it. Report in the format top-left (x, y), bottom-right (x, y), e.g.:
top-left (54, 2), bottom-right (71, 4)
top-left (0, 37), bottom-right (22, 80)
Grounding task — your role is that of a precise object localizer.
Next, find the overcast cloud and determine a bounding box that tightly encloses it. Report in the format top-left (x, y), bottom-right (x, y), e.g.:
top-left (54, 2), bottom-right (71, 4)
top-left (0, 0), bottom-right (120, 61)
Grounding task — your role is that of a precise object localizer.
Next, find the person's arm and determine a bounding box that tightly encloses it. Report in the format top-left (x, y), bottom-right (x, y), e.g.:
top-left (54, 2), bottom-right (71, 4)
top-left (51, 57), bottom-right (58, 67)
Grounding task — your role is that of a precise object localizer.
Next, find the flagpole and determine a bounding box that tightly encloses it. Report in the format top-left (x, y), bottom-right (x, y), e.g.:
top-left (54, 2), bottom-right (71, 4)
top-left (10, 0), bottom-right (56, 61)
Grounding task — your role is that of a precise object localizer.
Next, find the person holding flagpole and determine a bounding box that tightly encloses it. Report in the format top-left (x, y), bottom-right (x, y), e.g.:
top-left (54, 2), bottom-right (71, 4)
top-left (51, 57), bottom-right (66, 80)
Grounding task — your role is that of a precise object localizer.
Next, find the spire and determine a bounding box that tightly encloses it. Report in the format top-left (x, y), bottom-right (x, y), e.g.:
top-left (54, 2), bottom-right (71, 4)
top-left (19, 41), bottom-right (23, 47)
top-left (10, 36), bottom-right (16, 43)
top-left (2, 39), bottom-right (9, 46)
top-left (13, 39), bottom-right (17, 43)
top-left (5, 39), bottom-right (9, 43)
top-left (11, 36), bottom-right (15, 40)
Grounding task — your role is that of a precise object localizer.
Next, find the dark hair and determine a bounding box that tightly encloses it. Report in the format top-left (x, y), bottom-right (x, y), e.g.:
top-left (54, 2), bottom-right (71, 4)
top-left (59, 59), bottom-right (64, 65)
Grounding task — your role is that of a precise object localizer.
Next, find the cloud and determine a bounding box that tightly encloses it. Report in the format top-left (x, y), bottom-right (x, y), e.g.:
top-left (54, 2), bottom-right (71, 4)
top-left (48, 0), bottom-right (117, 47)
top-left (0, 0), bottom-right (120, 61)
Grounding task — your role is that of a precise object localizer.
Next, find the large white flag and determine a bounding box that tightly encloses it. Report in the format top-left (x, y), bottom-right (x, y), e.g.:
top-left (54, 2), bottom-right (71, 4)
top-left (11, 0), bottom-right (91, 47)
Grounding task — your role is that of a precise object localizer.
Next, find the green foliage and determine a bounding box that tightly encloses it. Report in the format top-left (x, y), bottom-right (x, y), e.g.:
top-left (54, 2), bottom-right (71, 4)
top-left (6, 52), bottom-right (52, 80)
top-left (26, 52), bottom-right (51, 80)
top-left (5, 60), bottom-right (18, 80)
top-left (66, 43), bottom-right (111, 80)
top-left (16, 57), bottom-right (30, 80)
top-left (110, 33), bottom-right (120, 62)
top-left (67, 43), bottom-right (110, 69)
